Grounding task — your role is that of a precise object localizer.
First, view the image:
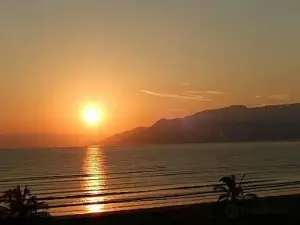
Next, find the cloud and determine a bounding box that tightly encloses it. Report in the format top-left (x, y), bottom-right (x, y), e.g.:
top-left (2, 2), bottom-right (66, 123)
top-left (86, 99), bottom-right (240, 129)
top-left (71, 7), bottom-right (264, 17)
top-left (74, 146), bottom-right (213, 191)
top-left (187, 90), bottom-right (226, 95)
top-left (168, 108), bottom-right (184, 112)
top-left (255, 94), bottom-right (291, 102)
top-left (181, 83), bottom-right (190, 86)
top-left (268, 94), bottom-right (291, 101)
top-left (140, 90), bottom-right (212, 101)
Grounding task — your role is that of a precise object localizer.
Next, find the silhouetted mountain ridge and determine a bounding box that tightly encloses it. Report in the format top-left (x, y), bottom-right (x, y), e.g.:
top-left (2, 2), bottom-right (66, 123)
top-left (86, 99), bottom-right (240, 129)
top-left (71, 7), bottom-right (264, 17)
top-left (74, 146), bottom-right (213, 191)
top-left (102, 103), bottom-right (300, 145)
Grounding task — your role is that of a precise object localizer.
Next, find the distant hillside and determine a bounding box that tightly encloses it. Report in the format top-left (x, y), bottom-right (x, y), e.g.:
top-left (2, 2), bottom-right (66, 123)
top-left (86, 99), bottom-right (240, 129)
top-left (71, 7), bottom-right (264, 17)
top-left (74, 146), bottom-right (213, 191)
top-left (102, 103), bottom-right (300, 145)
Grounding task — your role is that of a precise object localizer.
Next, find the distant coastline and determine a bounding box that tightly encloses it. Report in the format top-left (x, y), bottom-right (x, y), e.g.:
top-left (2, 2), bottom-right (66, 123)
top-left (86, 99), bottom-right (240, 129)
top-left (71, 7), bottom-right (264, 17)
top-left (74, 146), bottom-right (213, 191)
top-left (1, 139), bottom-right (300, 150)
top-left (101, 139), bottom-right (300, 148)
top-left (2, 103), bottom-right (300, 149)
top-left (102, 103), bottom-right (300, 146)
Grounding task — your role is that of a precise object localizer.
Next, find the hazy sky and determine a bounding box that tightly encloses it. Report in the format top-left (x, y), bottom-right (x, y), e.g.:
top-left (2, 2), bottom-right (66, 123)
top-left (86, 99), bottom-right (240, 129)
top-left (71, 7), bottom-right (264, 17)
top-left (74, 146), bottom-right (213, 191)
top-left (1, 0), bottom-right (300, 145)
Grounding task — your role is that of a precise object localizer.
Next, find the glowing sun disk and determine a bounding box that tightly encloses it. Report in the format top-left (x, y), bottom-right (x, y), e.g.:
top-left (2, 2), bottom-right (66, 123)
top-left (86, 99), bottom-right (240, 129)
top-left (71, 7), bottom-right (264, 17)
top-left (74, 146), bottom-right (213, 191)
top-left (82, 106), bottom-right (102, 126)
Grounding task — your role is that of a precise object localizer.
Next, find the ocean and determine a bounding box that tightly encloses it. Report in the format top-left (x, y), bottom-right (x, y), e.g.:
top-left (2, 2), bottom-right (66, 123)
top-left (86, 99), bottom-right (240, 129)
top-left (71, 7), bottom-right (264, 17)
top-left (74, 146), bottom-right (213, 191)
top-left (1, 142), bottom-right (300, 216)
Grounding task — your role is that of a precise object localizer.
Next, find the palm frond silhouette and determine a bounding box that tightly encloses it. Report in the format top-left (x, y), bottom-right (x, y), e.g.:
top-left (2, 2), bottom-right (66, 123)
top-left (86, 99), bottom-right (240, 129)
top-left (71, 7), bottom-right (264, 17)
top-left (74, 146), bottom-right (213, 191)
top-left (214, 175), bottom-right (257, 202)
top-left (0, 185), bottom-right (49, 219)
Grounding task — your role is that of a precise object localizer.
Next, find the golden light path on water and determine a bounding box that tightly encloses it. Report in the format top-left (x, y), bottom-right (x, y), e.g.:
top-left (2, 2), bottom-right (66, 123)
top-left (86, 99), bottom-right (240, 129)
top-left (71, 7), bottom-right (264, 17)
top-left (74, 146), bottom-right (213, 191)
top-left (82, 146), bottom-right (106, 213)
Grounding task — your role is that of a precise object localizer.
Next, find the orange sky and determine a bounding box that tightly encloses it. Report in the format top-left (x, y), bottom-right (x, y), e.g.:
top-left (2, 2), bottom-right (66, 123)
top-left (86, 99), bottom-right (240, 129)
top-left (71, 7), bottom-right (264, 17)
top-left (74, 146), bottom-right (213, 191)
top-left (1, 1), bottom-right (300, 147)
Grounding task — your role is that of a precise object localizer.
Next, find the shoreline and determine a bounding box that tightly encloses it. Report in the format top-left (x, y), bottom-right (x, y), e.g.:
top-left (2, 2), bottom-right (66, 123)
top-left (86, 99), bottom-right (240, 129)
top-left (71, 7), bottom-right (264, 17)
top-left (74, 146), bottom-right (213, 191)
top-left (2, 139), bottom-right (300, 150)
top-left (102, 139), bottom-right (300, 148)
top-left (50, 193), bottom-right (300, 224)
top-left (2, 193), bottom-right (300, 224)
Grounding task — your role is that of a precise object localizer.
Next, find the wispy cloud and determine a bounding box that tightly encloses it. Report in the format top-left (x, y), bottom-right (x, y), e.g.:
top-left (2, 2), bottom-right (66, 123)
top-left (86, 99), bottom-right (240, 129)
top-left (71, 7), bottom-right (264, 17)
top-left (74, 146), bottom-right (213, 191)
top-left (268, 94), bottom-right (291, 101)
top-left (181, 83), bottom-right (190, 86)
top-left (187, 90), bottom-right (225, 95)
top-left (255, 94), bottom-right (291, 102)
top-left (168, 108), bottom-right (184, 112)
top-left (140, 90), bottom-right (212, 101)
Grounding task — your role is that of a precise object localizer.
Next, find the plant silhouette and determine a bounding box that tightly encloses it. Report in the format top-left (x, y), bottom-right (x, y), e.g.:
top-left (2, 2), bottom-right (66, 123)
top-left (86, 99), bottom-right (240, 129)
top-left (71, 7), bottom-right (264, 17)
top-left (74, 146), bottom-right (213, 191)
top-left (0, 185), bottom-right (50, 219)
top-left (214, 175), bottom-right (257, 202)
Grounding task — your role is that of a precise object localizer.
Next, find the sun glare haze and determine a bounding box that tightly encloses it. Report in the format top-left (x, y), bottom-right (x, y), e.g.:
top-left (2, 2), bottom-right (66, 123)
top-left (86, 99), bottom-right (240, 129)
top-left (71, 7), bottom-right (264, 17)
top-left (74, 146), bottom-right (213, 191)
top-left (82, 104), bottom-right (104, 126)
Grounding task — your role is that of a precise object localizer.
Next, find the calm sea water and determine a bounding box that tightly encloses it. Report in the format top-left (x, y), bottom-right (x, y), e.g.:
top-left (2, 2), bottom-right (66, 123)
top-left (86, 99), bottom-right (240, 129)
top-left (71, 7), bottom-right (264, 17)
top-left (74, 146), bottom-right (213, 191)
top-left (1, 142), bottom-right (300, 216)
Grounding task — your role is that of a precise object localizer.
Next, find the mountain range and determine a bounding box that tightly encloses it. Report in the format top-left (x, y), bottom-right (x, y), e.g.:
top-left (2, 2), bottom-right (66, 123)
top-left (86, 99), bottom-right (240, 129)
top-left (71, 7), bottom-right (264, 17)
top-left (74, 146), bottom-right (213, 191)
top-left (102, 103), bottom-right (300, 145)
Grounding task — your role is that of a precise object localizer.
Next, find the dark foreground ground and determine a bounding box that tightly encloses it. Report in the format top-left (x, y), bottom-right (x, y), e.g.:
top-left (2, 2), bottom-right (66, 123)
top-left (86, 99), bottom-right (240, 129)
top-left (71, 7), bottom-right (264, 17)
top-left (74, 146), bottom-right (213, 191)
top-left (3, 194), bottom-right (300, 225)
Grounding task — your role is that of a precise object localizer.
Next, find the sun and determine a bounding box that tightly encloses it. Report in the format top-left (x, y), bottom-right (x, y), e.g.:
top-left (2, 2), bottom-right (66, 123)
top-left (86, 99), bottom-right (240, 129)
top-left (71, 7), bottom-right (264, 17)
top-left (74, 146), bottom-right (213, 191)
top-left (82, 105), bottom-right (102, 126)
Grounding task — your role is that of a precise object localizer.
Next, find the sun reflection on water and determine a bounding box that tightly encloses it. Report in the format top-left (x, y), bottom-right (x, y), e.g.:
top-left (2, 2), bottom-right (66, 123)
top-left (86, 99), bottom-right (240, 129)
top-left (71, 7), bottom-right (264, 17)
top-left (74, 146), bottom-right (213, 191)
top-left (82, 146), bottom-right (106, 213)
